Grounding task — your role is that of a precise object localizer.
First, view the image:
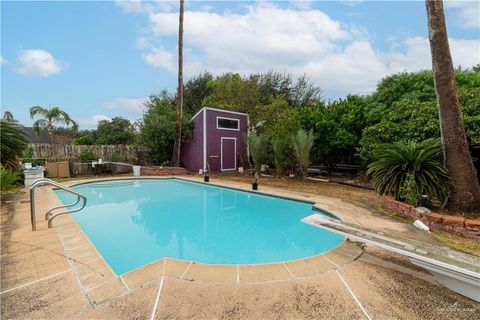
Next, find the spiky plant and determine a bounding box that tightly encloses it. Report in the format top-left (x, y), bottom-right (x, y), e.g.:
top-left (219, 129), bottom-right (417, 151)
top-left (0, 120), bottom-right (29, 170)
top-left (367, 138), bottom-right (451, 205)
top-left (30, 106), bottom-right (78, 144)
top-left (292, 129), bottom-right (314, 180)
top-left (271, 135), bottom-right (290, 177)
top-left (247, 132), bottom-right (268, 182)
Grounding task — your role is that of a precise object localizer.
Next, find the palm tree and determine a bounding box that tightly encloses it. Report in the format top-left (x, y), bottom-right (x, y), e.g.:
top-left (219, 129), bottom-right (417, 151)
top-left (367, 139), bottom-right (450, 206)
top-left (0, 119), bottom-right (29, 170)
top-left (425, 0), bottom-right (480, 213)
top-left (29, 106), bottom-right (78, 145)
top-left (172, 0), bottom-right (184, 166)
top-left (2, 111), bottom-right (15, 122)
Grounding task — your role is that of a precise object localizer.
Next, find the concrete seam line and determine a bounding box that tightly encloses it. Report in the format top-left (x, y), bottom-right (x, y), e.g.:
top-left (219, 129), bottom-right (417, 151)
top-left (335, 270), bottom-right (372, 320)
top-left (236, 265), bottom-right (240, 284)
top-left (0, 269), bottom-right (71, 294)
top-left (150, 276), bottom-right (165, 320)
top-left (323, 255), bottom-right (341, 268)
top-left (179, 262), bottom-right (193, 279)
top-left (283, 262), bottom-right (296, 279)
top-left (120, 276), bottom-right (130, 291)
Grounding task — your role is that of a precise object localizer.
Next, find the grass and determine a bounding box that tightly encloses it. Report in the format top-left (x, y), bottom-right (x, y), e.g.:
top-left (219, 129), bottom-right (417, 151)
top-left (432, 230), bottom-right (480, 257)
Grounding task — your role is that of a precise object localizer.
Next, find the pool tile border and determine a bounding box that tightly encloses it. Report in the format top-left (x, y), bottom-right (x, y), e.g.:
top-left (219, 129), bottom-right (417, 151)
top-left (45, 176), bottom-right (365, 306)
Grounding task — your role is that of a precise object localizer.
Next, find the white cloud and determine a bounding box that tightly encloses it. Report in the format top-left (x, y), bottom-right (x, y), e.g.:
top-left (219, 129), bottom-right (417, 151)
top-left (0, 56), bottom-right (6, 65)
top-left (77, 114), bottom-right (112, 129)
top-left (142, 47), bottom-right (176, 71)
top-left (16, 49), bottom-right (63, 77)
top-left (104, 97), bottom-right (148, 114)
top-left (386, 36), bottom-right (480, 74)
top-left (445, 0), bottom-right (480, 29)
top-left (122, 2), bottom-right (480, 98)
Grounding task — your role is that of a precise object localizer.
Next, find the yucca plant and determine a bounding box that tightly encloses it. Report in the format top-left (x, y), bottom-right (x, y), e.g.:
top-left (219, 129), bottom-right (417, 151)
top-left (292, 129), bottom-right (314, 181)
top-left (367, 138), bottom-right (451, 206)
top-left (247, 132), bottom-right (268, 184)
top-left (271, 135), bottom-right (290, 177)
top-left (0, 119), bottom-right (29, 170)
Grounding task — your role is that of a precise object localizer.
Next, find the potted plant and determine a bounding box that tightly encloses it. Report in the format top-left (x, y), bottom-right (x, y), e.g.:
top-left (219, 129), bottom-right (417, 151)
top-left (247, 132), bottom-right (267, 190)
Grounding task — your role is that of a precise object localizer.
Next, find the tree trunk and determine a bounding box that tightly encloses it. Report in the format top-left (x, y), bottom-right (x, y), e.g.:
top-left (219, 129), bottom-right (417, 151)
top-left (47, 124), bottom-right (53, 145)
top-left (172, 0), bottom-right (184, 166)
top-left (425, 0), bottom-right (480, 213)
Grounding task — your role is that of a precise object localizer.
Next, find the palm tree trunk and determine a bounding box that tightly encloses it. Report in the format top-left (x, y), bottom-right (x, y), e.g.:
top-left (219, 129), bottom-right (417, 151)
top-left (426, 0), bottom-right (480, 213)
top-left (172, 0), bottom-right (184, 166)
top-left (47, 124), bottom-right (53, 145)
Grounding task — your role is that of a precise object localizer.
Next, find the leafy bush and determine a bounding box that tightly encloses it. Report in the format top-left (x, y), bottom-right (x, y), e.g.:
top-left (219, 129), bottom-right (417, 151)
top-left (292, 129), bottom-right (314, 180)
top-left (79, 149), bottom-right (98, 163)
top-left (367, 139), bottom-right (451, 205)
top-left (0, 119), bottom-right (29, 170)
top-left (1, 166), bottom-right (21, 191)
top-left (247, 132), bottom-right (268, 180)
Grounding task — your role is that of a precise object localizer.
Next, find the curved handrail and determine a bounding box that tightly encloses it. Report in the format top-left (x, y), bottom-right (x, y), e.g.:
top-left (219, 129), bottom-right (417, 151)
top-left (30, 178), bottom-right (87, 231)
top-left (45, 196), bottom-right (81, 220)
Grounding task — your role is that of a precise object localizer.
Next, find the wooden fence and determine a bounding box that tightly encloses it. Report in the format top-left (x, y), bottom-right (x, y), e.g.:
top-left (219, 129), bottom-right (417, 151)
top-left (28, 144), bottom-right (148, 164)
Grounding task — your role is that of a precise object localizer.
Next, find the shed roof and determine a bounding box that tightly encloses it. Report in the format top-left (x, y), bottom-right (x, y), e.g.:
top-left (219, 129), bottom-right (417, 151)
top-left (191, 107), bottom-right (248, 120)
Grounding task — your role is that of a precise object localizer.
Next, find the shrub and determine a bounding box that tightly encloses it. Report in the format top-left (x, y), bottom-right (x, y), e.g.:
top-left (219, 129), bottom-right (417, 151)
top-left (79, 149), bottom-right (98, 163)
top-left (271, 135), bottom-right (291, 177)
top-left (247, 132), bottom-right (268, 180)
top-left (1, 166), bottom-right (21, 191)
top-left (292, 129), bottom-right (314, 180)
top-left (367, 138), bottom-right (450, 205)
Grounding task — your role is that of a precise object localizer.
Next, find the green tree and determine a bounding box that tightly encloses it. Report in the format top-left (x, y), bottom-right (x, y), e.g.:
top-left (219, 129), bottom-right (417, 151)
top-left (29, 106), bottom-right (78, 144)
top-left (183, 72), bottom-right (213, 116)
top-left (299, 95), bottom-right (366, 167)
top-left (358, 88), bottom-right (480, 162)
top-left (138, 95), bottom-right (192, 165)
top-left (0, 119), bottom-right (29, 170)
top-left (95, 117), bottom-right (136, 145)
top-left (72, 130), bottom-right (97, 145)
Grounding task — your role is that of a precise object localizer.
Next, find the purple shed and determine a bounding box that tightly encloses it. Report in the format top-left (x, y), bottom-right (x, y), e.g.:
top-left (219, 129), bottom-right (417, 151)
top-left (181, 107), bottom-right (249, 173)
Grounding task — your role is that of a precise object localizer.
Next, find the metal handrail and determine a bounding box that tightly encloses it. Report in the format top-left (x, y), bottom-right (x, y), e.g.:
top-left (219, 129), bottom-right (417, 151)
top-left (30, 178), bottom-right (87, 231)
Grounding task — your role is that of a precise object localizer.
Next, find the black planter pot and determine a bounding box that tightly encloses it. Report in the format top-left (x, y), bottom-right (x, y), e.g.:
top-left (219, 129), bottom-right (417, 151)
top-left (204, 176), bottom-right (210, 182)
top-left (252, 182), bottom-right (258, 190)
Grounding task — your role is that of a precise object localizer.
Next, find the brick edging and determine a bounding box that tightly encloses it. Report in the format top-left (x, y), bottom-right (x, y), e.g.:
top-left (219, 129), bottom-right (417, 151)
top-left (140, 166), bottom-right (187, 176)
top-left (382, 196), bottom-right (480, 239)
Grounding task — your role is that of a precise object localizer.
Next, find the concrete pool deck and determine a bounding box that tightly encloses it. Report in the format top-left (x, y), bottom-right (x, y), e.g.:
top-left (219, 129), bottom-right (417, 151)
top-left (1, 175), bottom-right (479, 319)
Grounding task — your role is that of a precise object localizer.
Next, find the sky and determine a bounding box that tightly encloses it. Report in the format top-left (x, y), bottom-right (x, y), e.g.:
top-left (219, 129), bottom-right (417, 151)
top-left (1, 0), bottom-right (479, 129)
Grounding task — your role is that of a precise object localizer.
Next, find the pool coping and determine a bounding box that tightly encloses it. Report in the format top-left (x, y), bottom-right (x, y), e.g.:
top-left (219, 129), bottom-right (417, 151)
top-left (47, 176), bottom-right (365, 306)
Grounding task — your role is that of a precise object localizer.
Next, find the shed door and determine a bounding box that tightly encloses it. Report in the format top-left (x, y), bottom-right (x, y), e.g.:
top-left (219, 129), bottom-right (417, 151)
top-left (221, 138), bottom-right (236, 171)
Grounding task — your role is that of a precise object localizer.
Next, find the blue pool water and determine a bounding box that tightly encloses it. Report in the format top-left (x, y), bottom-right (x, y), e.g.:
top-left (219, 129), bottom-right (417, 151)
top-left (55, 179), bottom-right (344, 275)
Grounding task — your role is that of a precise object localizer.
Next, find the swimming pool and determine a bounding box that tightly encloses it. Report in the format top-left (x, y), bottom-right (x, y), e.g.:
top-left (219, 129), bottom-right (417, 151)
top-left (55, 179), bottom-right (344, 275)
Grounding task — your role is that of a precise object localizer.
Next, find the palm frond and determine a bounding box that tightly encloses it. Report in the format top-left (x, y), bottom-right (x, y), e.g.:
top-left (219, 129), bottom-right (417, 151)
top-left (0, 120), bottom-right (29, 170)
top-left (367, 138), bottom-right (450, 205)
